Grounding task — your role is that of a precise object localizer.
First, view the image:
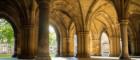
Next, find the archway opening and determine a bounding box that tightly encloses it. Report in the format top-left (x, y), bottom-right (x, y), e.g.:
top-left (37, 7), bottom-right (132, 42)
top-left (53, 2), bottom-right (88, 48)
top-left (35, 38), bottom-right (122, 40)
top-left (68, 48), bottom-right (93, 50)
top-left (49, 25), bottom-right (57, 57)
top-left (0, 18), bottom-right (14, 58)
top-left (101, 32), bottom-right (110, 57)
top-left (74, 34), bottom-right (77, 56)
top-left (128, 29), bottom-right (135, 56)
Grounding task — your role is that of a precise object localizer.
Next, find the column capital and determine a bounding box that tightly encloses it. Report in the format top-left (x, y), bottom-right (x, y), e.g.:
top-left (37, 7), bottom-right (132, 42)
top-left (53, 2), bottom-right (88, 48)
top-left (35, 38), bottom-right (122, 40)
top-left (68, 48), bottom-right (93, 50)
top-left (77, 31), bottom-right (90, 35)
top-left (22, 24), bottom-right (35, 29)
top-left (120, 20), bottom-right (129, 25)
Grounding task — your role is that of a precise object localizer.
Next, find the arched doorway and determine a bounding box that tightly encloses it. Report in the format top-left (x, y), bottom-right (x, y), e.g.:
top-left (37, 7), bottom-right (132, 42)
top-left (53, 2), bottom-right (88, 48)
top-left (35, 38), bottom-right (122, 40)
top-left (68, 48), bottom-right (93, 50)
top-left (100, 32), bottom-right (110, 56)
top-left (49, 25), bottom-right (58, 57)
top-left (128, 27), bottom-right (135, 56)
top-left (74, 34), bottom-right (77, 56)
top-left (0, 18), bottom-right (15, 58)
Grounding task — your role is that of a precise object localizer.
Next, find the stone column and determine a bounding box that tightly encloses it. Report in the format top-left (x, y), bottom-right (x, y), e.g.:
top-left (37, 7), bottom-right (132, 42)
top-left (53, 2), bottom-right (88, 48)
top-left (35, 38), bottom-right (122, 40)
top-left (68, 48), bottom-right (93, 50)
top-left (110, 35), bottom-right (120, 57)
top-left (67, 35), bottom-right (74, 57)
top-left (119, 20), bottom-right (130, 60)
top-left (18, 25), bottom-right (35, 59)
top-left (92, 33), bottom-right (100, 56)
top-left (116, 35), bottom-right (121, 57)
top-left (91, 39), bottom-right (100, 56)
top-left (91, 39), bottom-right (96, 56)
top-left (61, 35), bottom-right (74, 57)
top-left (76, 31), bottom-right (90, 57)
top-left (12, 31), bottom-right (21, 57)
top-left (12, 32), bottom-right (18, 57)
top-left (61, 36), bottom-right (67, 57)
top-left (36, 0), bottom-right (50, 60)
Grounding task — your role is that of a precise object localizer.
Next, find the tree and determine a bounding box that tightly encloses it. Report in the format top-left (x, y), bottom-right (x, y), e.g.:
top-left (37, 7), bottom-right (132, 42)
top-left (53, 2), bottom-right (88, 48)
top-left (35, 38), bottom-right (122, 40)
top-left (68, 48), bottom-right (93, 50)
top-left (0, 18), bottom-right (14, 50)
top-left (49, 28), bottom-right (57, 56)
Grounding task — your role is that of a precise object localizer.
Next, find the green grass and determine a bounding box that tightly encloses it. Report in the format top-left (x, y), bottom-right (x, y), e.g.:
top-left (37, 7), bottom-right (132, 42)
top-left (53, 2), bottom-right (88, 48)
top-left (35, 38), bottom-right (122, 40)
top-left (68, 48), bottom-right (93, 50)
top-left (0, 54), bottom-right (11, 58)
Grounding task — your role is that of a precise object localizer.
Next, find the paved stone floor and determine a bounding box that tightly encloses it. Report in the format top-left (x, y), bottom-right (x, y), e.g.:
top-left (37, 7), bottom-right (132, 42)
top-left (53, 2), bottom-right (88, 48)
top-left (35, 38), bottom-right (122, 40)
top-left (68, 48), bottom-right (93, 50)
top-left (0, 56), bottom-right (140, 60)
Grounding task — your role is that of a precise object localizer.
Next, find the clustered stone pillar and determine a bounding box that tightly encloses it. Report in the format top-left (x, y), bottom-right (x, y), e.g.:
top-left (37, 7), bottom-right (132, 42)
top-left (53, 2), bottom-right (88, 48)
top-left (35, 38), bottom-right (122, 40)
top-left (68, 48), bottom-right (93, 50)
top-left (12, 31), bottom-right (22, 58)
top-left (92, 39), bottom-right (100, 56)
top-left (76, 31), bottom-right (90, 57)
top-left (119, 19), bottom-right (130, 60)
top-left (110, 35), bottom-right (120, 57)
top-left (18, 25), bottom-right (35, 59)
top-left (61, 35), bottom-right (73, 57)
top-left (67, 34), bottom-right (74, 57)
top-left (116, 37), bottom-right (121, 56)
top-left (36, 0), bottom-right (50, 60)
top-left (61, 36), bottom-right (67, 57)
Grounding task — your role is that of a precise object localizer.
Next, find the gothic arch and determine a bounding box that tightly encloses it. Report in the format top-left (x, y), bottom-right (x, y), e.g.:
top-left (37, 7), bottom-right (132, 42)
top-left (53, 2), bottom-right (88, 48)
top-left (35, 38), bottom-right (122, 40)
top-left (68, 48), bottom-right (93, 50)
top-left (50, 0), bottom-right (82, 31)
top-left (49, 17), bottom-right (67, 56)
top-left (49, 20), bottom-right (62, 56)
top-left (0, 12), bottom-right (21, 57)
top-left (127, 25), bottom-right (136, 56)
top-left (99, 29), bottom-right (110, 56)
top-left (129, 13), bottom-right (140, 56)
top-left (68, 22), bottom-right (76, 56)
top-left (89, 1), bottom-right (121, 56)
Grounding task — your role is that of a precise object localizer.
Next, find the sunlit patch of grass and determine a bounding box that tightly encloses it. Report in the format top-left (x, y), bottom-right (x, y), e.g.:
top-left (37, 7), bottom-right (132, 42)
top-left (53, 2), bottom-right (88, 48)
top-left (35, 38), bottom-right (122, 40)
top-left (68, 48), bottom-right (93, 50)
top-left (0, 54), bottom-right (11, 58)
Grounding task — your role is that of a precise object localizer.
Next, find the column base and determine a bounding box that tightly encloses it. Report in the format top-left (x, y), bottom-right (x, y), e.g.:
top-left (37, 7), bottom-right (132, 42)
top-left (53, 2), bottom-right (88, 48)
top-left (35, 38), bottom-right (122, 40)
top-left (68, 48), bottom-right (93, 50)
top-left (67, 55), bottom-right (75, 57)
top-left (12, 53), bottom-right (17, 57)
top-left (76, 54), bottom-right (90, 58)
top-left (17, 55), bottom-right (35, 59)
top-left (35, 56), bottom-right (51, 60)
top-left (119, 56), bottom-right (131, 60)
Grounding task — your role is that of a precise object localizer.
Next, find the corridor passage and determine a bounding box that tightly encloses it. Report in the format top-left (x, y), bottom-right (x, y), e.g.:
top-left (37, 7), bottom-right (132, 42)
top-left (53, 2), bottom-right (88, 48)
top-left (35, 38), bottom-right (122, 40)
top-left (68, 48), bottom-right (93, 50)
top-left (0, 0), bottom-right (140, 60)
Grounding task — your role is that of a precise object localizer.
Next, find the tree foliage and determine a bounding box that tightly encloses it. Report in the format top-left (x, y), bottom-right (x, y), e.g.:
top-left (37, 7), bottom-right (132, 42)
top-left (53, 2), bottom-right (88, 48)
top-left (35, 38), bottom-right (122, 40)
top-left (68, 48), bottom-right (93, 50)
top-left (0, 18), bottom-right (14, 48)
top-left (49, 32), bottom-right (57, 46)
top-left (49, 27), bottom-right (57, 57)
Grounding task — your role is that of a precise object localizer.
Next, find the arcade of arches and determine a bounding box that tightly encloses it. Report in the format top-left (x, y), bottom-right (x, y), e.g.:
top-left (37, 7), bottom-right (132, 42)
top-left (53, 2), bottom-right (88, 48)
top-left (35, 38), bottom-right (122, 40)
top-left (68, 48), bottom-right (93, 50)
top-left (0, 0), bottom-right (140, 60)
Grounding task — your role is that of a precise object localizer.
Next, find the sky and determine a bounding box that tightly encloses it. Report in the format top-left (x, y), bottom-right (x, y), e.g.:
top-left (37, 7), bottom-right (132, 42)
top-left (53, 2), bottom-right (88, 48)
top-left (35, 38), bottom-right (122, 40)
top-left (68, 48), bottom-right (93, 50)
top-left (49, 25), bottom-right (55, 33)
